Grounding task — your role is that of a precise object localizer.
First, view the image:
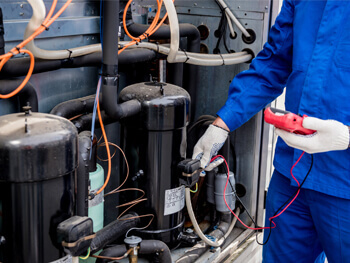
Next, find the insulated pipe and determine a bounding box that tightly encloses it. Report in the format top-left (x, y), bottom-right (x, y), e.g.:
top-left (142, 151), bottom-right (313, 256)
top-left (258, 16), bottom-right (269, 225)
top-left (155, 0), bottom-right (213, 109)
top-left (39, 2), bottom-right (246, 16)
top-left (24, 0), bottom-right (101, 59)
top-left (127, 23), bottom-right (200, 120)
top-left (77, 132), bottom-right (97, 216)
top-left (0, 79), bottom-right (39, 112)
top-left (95, 240), bottom-right (172, 263)
top-left (120, 42), bottom-right (253, 66)
top-left (95, 245), bottom-right (128, 263)
top-left (101, 0), bottom-right (141, 120)
top-left (162, 0), bottom-right (180, 63)
top-left (175, 208), bottom-right (240, 263)
top-left (50, 95), bottom-right (96, 119)
top-left (139, 240), bottom-right (172, 262)
top-left (185, 188), bottom-right (239, 247)
top-left (72, 111), bottom-right (115, 133)
top-left (0, 49), bottom-right (159, 78)
top-left (90, 213), bottom-right (140, 254)
top-left (0, 8), bottom-right (5, 55)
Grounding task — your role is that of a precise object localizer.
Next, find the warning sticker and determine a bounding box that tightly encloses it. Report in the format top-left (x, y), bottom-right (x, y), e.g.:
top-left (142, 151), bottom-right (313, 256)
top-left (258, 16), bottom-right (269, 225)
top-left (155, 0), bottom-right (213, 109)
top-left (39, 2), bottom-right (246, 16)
top-left (164, 185), bottom-right (185, 216)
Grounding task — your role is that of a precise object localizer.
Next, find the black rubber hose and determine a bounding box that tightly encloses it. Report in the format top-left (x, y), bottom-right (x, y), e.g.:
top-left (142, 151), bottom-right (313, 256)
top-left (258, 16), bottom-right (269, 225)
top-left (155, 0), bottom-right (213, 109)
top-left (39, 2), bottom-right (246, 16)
top-left (127, 23), bottom-right (200, 41)
top-left (139, 240), bottom-right (172, 262)
top-left (95, 240), bottom-right (172, 263)
top-left (90, 213), bottom-right (140, 254)
top-left (0, 79), bottom-right (39, 112)
top-left (101, 0), bottom-right (141, 120)
top-left (0, 49), bottom-right (159, 78)
top-left (127, 23), bottom-right (200, 121)
top-left (175, 213), bottom-right (232, 263)
top-left (77, 132), bottom-right (97, 216)
top-left (50, 95), bottom-right (96, 119)
top-left (95, 245), bottom-right (128, 263)
top-left (72, 111), bottom-right (115, 133)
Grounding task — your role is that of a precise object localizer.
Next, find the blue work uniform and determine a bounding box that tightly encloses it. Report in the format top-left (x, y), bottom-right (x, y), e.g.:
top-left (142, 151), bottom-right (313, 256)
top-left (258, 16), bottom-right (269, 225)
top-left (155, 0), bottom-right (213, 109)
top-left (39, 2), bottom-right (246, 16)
top-left (217, 0), bottom-right (350, 262)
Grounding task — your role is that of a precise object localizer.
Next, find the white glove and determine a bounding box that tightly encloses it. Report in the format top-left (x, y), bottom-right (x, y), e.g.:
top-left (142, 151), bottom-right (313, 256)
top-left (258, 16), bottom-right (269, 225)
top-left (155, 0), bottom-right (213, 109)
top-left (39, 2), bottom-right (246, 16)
top-left (275, 117), bottom-right (350, 154)
top-left (192, 124), bottom-right (229, 168)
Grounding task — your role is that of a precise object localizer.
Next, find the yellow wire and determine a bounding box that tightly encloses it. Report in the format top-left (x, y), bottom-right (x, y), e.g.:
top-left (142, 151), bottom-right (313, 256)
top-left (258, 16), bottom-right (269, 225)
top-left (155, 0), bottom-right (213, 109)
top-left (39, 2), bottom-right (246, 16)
top-left (189, 183), bottom-right (198, 193)
top-left (79, 247), bottom-right (90, 260)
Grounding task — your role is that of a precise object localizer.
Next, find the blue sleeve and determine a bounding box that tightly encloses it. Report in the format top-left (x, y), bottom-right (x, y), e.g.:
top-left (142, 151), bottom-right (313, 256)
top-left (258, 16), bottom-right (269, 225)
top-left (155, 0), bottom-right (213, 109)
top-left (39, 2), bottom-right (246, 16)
top-left (217, 0), bottom-right (294, 131)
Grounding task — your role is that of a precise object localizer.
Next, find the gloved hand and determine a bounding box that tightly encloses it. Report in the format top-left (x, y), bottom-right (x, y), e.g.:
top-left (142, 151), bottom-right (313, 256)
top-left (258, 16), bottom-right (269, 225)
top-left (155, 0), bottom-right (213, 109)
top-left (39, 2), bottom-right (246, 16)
top-left (192, 124), bottom-right (229, 168)
top-left (275, 117), bottom-right (350, 154)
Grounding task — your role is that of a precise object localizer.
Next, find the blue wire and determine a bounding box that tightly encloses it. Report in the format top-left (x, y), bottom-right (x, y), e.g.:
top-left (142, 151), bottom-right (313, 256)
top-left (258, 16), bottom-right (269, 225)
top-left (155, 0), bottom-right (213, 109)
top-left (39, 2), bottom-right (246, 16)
top-left (90, 77), bottom-right (102, 159)
top-left (90, 0), bottom-right (104, 159)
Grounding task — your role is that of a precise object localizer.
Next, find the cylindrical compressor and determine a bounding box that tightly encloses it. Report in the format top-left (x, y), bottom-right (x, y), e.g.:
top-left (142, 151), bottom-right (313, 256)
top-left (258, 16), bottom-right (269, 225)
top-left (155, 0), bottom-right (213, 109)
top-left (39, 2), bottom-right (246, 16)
top-left (119, 82), bottom-right (190, 247)
top-left (0, 110), bottom-right (77, 262)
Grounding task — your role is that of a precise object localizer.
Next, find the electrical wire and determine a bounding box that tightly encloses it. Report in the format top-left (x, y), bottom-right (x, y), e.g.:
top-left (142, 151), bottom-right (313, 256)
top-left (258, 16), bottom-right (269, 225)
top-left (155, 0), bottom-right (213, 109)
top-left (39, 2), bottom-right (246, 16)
top-left (189, 183), bottom-right (198, 193)
top-left (94, 100), bottom-right (111, 196)
top-left (91, 248), bottom-right (134, 261)
top-left (210, 153), bottom-right (313, 239)
top-left (0, 0), bottom-right (72, 99)
top-left (257, 153), bottom-right (314, 245)
top-left (79, 247), bottom-right (91, 260)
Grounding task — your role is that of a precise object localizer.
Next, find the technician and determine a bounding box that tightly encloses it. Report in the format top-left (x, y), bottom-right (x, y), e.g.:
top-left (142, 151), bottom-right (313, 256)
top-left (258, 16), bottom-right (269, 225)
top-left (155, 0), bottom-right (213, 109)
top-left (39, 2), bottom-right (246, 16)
top-left (192, 1), bottom-right (350, 262)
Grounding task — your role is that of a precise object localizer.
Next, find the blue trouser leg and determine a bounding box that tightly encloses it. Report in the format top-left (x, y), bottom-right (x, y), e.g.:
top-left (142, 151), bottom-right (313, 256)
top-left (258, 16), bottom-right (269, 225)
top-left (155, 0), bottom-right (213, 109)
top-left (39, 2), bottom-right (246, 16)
top-left (263, 170), bottom-right (350, 263)
top-left (262, 170), bottom-right (322, 262)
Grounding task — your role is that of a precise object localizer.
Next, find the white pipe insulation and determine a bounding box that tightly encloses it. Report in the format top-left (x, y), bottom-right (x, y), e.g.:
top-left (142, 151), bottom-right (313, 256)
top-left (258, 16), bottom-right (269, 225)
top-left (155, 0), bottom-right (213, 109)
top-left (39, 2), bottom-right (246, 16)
top-left (120, 41), bottom-right (252, 66)
top-left (24, 0), bottom-right (101, 60)
top-left (24, 0), bottom-right (252, 65)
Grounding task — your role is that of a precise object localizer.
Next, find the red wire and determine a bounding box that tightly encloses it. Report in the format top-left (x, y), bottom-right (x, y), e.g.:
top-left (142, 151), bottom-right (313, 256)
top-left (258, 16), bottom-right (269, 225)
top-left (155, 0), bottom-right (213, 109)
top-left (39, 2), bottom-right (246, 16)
top-left (211, 152), bottom-right (305, 231)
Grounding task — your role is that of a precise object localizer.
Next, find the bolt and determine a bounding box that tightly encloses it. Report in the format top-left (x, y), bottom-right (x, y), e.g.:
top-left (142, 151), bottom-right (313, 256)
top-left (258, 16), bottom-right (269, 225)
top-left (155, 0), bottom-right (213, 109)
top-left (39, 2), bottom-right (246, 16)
top-left (237, 6), bottom-right (240, 9)
top-left (20, 4), bottom-right (23, 8)
top-left (194, 3), bottom-right (197, 6)
top-left (19, 12), bottom-right (24, 16)
top-left (265, 6), bottom-right (269, 10)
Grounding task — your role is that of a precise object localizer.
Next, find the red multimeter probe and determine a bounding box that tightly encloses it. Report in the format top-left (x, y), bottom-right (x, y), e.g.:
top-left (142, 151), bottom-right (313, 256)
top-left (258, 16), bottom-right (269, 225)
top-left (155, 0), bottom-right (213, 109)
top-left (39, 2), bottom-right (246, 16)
top-left (264, 107), bottom-right (315, 135)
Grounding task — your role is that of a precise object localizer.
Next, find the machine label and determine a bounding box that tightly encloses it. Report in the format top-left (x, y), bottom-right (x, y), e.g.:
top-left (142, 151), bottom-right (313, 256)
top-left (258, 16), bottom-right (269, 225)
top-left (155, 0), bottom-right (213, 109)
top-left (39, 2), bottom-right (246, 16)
top-left (49, 255), bottom-right (72, 263)
top-left (164, 185), bottom-right (185, 216)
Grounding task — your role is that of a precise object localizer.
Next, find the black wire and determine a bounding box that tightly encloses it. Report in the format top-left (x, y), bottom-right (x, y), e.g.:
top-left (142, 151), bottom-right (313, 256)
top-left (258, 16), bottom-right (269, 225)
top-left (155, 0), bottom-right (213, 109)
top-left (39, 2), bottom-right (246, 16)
top-left (223, 163), bottom-right (258, 225)
top-left (214, 0), bottom-right (231, 54)
top-left (221, 153), bottom-right (314, 246)
top-left (256, 154), bottom-right (314, 246)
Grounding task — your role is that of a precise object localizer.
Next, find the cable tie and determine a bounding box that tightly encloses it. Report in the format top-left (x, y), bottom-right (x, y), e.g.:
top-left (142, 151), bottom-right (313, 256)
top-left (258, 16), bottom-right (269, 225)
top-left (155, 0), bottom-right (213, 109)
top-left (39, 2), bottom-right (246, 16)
top-left (182, 49), bottom-right (190, 63)
top-left (156, 42), bottom-right (160, 53)
top-left (138, 37), bottom-right (142, 43)
top-left (41, 24), bottom-right (49, 31)
top-left (142, 33), bottom-right (149, 39)
top-left (219, 53), bottom-right (225, 66)
top-left (15, 46), bottom-right (21, 53)
top-left (67, 49), bottom-right (73, 60)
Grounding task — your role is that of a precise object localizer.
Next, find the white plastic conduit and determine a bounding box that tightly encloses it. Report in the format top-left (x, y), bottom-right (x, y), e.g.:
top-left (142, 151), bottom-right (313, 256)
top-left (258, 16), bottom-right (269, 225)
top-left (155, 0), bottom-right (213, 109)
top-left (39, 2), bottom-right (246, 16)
top-left (185, 188), bottom-right (240, 247)
top-left (216, 0), bottom-right (251, 38)
top-left (121, 41), bottom-right (252, 66)
top-left (162, 0), bottom-right (180, 63)
top-left (24, 0), bottom-right (101, 59)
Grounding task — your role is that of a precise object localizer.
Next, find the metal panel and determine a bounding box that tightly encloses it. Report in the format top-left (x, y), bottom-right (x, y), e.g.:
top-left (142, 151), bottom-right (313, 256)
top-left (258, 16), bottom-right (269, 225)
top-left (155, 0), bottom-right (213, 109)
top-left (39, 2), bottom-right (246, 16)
top-left (4, 16), bottom-right (100, 41)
